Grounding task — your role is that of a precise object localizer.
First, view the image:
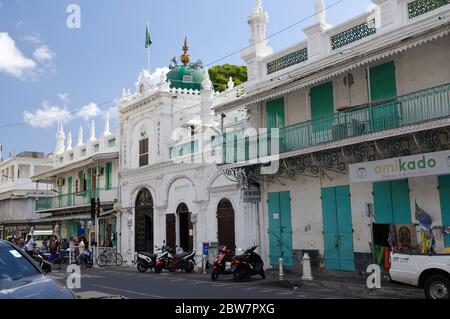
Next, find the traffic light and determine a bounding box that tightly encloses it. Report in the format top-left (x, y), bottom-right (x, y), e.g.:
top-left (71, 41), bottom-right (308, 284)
top-left (90, 198), bottom-right (96, 219)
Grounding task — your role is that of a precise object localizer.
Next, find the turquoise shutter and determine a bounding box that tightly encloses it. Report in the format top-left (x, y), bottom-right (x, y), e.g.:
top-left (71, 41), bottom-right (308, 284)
top-left (279, 191), bottom-right (293, 267)
top-left (310, 81), bottom-right (334, 134)
top-left (67, 176), bottom-right (73, 206)
top-left (105, 162), bottom-right (112, 190)
top-left (391, 179), bottom-right (412, 224)
top-left (335, 186), bottom-right (355, 271)
top-left (268, 192), bottom-right (282, 267)
top-left (266, 98), bottom-right (286, 154)
top-left (438, 175), bottom-right (450, 247)
top-left (321, 187), bottom-right (340, 270)
top-left (373, 181), bottom-right (394, 224)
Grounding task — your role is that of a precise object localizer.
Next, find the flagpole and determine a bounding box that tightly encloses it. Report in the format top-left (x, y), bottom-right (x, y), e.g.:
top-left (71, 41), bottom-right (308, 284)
top-left (147, 22), bottom-right (150, 72)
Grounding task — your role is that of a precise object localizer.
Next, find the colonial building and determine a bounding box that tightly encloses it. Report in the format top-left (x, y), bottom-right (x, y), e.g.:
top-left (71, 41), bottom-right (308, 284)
top-left (213, 0), bottom-right (450, 273)
top-left (116, 39), bottom-right (255, 265)
top-left (32, 117), bottom-right (119, 246)
top-left (0, 151), bottom-right (53, 239)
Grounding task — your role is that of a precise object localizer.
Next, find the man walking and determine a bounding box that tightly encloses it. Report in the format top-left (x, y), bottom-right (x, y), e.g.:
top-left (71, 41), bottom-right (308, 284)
top-left (25, 234), bottom-right (35, 255)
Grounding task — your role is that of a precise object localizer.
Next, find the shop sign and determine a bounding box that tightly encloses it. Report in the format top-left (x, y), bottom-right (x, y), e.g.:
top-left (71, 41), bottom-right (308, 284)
top-left (349, 150), bottom-right (450, 183)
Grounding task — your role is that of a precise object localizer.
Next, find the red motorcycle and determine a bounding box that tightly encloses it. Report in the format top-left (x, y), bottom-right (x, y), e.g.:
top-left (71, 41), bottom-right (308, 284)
top-left (211, 246), bottom-right (234, 281)
top-left (155, 245), bottom-right (196, 273)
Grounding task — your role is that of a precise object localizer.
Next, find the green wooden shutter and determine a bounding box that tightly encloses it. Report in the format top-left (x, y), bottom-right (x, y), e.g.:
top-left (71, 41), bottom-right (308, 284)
top-left (105, 162), bottom-right (112, 190)
top-left (438, 175), bottom-right (450, 247)
top-left (321, 187), bottom-right (340, 270)
top-left (279, 191), bottom-right (293, 267)
top-left (67, 176), bottom-right (73, 206)
top-left (268, 192), bottom-right (282, 267)
top-left (87, 168), bottom-right (92, 198)
top-left (373, 181), bottom-right (394, 224)
top-left (266, 98), bottom-right (285, 129)
top-left (335, 186), bottom-right (355, 271)
top-left (310, 81), bottom-right (334, 134)
top-left (370, 61), bottom-right (399, 131)
top-left (391, 179), bottom-right (412, 224)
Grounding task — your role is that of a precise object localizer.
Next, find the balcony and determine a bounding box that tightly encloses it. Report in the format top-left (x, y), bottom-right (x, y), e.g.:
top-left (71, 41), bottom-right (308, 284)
top-left (221, 83), bottom-right (450, 164)
top-left (35, 188), bottom-right (118, 212)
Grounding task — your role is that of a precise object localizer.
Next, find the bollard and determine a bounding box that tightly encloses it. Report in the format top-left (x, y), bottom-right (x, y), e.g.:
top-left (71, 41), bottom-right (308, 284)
top-left (301, 252), bottom-right (314, 281)
top-left (279, 258), bottom-right (284, 281)
top-left (202, 255), bottom-right (207, 274)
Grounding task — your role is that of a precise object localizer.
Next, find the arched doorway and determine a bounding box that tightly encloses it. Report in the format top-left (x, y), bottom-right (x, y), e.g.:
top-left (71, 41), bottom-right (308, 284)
top-left (135, 188), bottom-right (154, 252)
top-left (217, 199), bottom-right (235, 249)
top-left (176, 203), bottom-right (193, 252)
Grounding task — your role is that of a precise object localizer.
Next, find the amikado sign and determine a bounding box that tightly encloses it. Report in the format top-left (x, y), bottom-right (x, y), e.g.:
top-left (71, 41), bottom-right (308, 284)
top-left (349, 150), bottom-right (450, 183)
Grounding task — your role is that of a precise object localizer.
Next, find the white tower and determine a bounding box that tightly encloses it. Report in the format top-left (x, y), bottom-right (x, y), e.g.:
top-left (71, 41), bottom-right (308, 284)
top-left (54, 123), bottom-right (66, 155)
top-left (89, 120), bottom-right (96, 142)
top-left (103, 111), bottom-right (111, 136)
top-left (66, 131), bottom-right (73, 151)
top-left (77, 126), bottom-right (84, 146)
top-left (241, 0), bottom-right (273, 82)
top-left (201, 67), bottom-right (214, 126)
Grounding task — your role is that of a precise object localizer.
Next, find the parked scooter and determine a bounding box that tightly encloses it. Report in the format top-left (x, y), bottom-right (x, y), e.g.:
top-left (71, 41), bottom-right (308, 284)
top-left (135, 246), bottom-right (159, 273)
top-left (154, 244), bottom-right (196, 273)
top-left (211, 246), bottom-right (235, 281)
top-left (30, 251), bottom-right (52, 273)
top-left (229, 245), bottom-right (265, 282)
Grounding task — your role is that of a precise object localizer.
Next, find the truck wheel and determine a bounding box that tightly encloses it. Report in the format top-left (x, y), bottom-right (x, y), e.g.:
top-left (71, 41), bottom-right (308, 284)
top-left (424, 275), bottom-right (449, 299)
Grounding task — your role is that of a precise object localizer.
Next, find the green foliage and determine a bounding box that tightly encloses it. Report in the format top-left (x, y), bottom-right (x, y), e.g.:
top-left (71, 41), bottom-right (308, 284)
top-left (208, 64), bottom-right (247, 92)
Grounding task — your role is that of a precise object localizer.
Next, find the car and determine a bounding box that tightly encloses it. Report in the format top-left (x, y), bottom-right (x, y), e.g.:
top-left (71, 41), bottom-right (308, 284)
top-left (0, 240), bottom-right (75, 299)
top-left (389, 252), bottom-right (450, 299)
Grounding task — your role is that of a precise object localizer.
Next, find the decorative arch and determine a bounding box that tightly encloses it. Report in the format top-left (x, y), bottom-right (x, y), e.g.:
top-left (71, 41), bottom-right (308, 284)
top-left (176, 202), bottom-right (193, 252)
top-left (164, 175), bottom-right (198, 204)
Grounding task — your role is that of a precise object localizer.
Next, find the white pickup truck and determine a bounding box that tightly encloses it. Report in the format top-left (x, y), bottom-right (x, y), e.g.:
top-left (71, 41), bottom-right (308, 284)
top-left (389, 252), bottom-right (450, 299)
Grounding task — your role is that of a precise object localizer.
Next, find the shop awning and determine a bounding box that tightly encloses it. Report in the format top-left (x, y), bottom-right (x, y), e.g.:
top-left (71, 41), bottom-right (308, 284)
top-left (33, 213), bottom-right (92, 223)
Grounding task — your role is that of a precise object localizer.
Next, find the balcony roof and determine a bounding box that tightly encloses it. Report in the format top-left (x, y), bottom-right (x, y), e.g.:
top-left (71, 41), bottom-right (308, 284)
top-left (32, 151), bottom-right (118, 183)
top-left (214, 16), bottom-right (450, 113)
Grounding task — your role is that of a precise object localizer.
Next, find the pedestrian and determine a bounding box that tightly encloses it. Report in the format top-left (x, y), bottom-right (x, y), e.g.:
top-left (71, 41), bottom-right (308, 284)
top-left (25, 234), bottom-right (35, 255)
top-left (76, 237), bottom-right (86, 267)
top-left (61, 238), bottom-right (69, 250)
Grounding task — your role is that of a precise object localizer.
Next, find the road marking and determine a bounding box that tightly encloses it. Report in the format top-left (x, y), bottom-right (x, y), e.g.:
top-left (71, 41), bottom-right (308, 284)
top-left (242, 287), bottom-right (256, 290)
top-left (91, 284), bottom-right (163, 298)
top-left (259, 289), bottom-right (273, 293)
top-left (212, 284), bottom-right (228, 287)
top-left (276, 292), bottom-right (293, 295)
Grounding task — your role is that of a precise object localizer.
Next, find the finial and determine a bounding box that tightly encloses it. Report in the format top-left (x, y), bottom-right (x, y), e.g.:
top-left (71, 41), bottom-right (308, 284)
top-left (67, 131), bottom-right (73, 151)
top-left (103, 111), bottom-right (111, 136)
top-left (253, 0), bottom-right (263, 14)
top-left (315, 0), bottom-right (326, 24)
top-left (180, 36), bottom-right (190, 65)
top-left (78, 126), bottom-right (84, 146)
top-left (202, 67), bottom-right (212, 91)
top-left (89, 120), bottom-right (96, 142)
top-left (227, 76), bottom-right (235, 90)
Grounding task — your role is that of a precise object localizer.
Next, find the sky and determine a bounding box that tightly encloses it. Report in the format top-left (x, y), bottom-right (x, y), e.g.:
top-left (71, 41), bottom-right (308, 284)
top-left (0, 0), bottom-right (372, 158)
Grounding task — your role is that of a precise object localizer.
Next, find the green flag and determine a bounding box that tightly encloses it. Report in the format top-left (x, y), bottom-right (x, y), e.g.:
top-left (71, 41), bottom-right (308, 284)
top-left (145, 26), bottom-right (152, 48)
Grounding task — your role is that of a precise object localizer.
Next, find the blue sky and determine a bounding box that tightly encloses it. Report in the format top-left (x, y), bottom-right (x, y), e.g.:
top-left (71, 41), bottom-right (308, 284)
top-left (0, 0), bottom-right (372, 158)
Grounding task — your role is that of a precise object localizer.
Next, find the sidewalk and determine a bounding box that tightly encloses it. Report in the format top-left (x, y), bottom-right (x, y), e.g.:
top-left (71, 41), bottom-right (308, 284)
top-left (260, 269), bottom-right (425, 299)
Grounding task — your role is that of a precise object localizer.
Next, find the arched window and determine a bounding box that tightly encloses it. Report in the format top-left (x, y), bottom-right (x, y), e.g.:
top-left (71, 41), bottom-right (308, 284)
top-left (139, 138), bottom-right (149, 167)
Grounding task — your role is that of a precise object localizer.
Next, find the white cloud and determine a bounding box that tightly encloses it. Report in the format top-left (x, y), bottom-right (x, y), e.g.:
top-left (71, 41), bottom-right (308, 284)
top-left (21, 33), bottom-right (42, 45)
top-left (23, 101), bottom-right (71, 128)
top-left (76, 103), bottom-right (101, 121)
top-left (150, 67), bottom-right (170, 87)
top-left (33, 45), bottom-right (55, 62)
top-left (58, 93), bottom-right (69, 104)
top-left (0, 32), bottom-right (36, 78)
top-left (107, 106), bottom-right (119, 119)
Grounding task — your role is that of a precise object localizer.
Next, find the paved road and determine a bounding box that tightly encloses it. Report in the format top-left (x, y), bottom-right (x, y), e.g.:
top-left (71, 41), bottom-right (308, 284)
top-left (49, 267), bottom-right (354, 299)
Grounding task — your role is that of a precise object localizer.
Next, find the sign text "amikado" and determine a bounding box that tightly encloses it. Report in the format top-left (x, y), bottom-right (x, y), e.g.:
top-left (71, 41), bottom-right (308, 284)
top-left (349, 150), bottom-right (450, 183)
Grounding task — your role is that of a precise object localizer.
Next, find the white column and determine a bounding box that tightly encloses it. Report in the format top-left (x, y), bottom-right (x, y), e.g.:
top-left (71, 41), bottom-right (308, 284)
top-left (371, 0), bottom-right (405, 31)
top-left (30, 165), bottom-right (35, 178)
top-left (13, 164), bottom-right (19, 180)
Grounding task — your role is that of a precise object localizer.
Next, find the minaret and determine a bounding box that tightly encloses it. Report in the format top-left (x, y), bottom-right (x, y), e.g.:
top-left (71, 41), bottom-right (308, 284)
top-left (77, 126), bottom-right (83, 146)
top-left (241, 0), bottom-right (272, 82)
top-left (103, 111), bottom-right (111, 136)
top-left (54, 123), bottom-right (66, 155)
top-left (315, 0), bottom-right (326, 24)
top-left (227, 76), bottom-right (235, 90)
top-left (201, 68), bottom-right (214, 126)
top-left (89, 120), bottom-right (96, 142)
top-left (66, 131), bottom-right (73, 151)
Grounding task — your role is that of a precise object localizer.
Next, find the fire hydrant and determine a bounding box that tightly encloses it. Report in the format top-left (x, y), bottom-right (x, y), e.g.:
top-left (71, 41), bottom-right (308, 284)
top-left (301, 252), bottom-right (313, 280)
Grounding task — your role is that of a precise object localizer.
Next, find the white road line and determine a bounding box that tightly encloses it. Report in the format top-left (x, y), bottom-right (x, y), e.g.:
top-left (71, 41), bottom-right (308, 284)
top-left (259, 289), bottom-right (273, 293)
top-left (276, 292), bottom-right (293, 295)
top-left (91, 284), bottom-right (163, 298)
top-left (212, 284), bottom-right (228, 287)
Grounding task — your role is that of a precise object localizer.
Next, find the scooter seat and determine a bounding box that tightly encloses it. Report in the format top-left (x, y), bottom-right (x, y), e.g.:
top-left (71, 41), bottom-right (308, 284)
top-left (174, 252), bottom-right (190, 259)
top-left (139, 252), bottom-right (157, 258)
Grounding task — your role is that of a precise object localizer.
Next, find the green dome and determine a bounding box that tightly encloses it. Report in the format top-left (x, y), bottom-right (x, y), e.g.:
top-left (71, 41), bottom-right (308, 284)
top-left (166, 65), bottom-right (204, 91)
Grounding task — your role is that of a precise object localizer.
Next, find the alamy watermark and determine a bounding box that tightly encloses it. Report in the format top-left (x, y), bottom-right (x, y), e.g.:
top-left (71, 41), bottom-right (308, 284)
top-left (366, 264), bottom-right (381, 289)
top-left (66, 264), bottom-right (81, 289)
top-left (66, 4), bottom-right (81, 29)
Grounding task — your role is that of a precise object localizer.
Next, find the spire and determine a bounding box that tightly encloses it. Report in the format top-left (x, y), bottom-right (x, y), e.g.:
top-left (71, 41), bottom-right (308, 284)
top-left (202, 67), bottom-right (212, 91)
top-left (253, 0), bottom-right (263, 14)
top-left (103, 111), bottom-right (111, 136)
top-left (54, 123), bottom-right (66, 155)
top-left (66, 131), bottom-right (72, 151)
top-left (248, 0), bottom-right (269, 44)
top-left (180, 36), bottom-right (190, 65)
top-left (78, 126), bottom-right (84, 146)
top-left (315, 0), bottom-right (326, 24)
top-left (227, 76), bottom-right (235, 90)
top-left (89, 120), bottom-right (96, 142)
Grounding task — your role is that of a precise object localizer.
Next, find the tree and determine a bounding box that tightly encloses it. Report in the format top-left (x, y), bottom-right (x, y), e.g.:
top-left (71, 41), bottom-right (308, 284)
top-left (208, 64), bottom-right (247, 92)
